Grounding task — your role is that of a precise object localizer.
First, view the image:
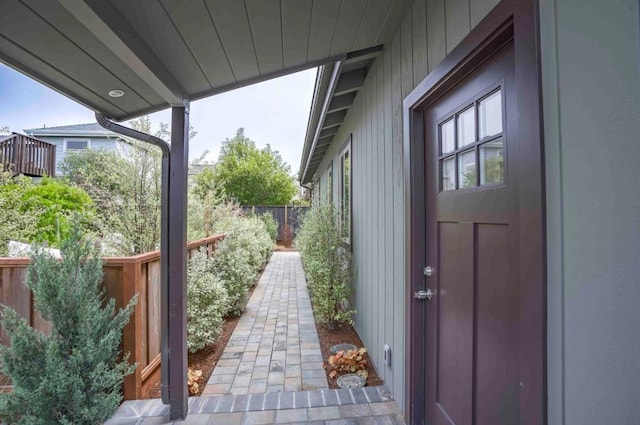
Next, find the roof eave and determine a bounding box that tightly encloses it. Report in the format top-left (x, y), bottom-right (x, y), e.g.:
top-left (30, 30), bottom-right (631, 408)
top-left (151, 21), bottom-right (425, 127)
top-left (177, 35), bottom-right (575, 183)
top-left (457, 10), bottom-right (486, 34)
top-left (298, 64), bottom-right (336, 184)
top-left (298, 45), bottom-right (384, 185)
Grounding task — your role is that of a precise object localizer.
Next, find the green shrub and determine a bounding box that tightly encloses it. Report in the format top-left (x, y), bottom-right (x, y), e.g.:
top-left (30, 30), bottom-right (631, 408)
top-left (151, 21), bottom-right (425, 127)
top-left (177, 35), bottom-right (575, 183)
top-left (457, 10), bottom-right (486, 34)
top-left (258, 212), bottom-right (279, 243)
top-left (296, 204), bottom-right (354, 330)
top-left (210, 206), bottom-right (273, 315)
top-left (187, 249), bottom-right (229, 353)
top-left (211, 232), bottom-right (255, 315)
top-left (16, 178), bottom-right (93, 247)
top-left (243, 216), bottom-right (274, 269)
top-left (0, 170), bottom-right (39, 255)
top-left (0, 224), bottom-right (136, 424)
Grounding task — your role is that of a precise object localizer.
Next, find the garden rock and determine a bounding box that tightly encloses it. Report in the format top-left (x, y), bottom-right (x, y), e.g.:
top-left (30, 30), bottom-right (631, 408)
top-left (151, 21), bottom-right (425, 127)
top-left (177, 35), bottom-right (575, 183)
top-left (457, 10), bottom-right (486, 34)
top-left (330, 343), bottom-right (357, 355)
top-left (337, 373), bottom-right (366, 389)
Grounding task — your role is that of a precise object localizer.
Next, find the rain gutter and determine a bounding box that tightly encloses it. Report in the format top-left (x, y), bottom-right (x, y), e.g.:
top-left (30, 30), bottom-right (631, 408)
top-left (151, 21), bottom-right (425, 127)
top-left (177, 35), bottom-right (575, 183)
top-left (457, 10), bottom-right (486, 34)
top-left (95, 112), bottom-right (171, 404)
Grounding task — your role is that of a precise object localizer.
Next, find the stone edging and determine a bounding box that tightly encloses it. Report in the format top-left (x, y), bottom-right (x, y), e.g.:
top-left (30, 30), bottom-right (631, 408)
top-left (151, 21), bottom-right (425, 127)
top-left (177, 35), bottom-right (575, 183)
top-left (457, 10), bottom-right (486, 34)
top-left (111, 386), bottom-right (393, 419)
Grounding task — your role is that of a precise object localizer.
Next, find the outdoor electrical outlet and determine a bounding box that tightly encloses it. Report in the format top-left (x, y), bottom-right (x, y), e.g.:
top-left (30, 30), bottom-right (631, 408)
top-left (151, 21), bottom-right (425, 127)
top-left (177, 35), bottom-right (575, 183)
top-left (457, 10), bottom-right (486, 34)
top-left (383, 344), bottom-right (392, 367)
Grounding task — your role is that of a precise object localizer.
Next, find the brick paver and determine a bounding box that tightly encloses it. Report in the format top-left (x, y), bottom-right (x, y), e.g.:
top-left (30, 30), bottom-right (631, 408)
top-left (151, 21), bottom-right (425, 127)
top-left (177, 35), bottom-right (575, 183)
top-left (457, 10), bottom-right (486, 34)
top-left (205, 251), bottom-right (328, 395)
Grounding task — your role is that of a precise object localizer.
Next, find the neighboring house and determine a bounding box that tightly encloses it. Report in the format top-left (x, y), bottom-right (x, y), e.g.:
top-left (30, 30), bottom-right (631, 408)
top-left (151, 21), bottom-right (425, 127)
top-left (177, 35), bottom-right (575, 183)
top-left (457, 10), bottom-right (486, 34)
top-left (2, 0), bottom-right (638, 424)
top-left (24, 123), bottom-right (127, 175)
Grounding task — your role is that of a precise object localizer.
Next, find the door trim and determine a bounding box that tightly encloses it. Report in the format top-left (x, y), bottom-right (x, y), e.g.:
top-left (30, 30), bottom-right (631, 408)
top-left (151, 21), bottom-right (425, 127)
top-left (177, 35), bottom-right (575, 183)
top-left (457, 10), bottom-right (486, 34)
top-left (402, 1), bottom-right (546, 424)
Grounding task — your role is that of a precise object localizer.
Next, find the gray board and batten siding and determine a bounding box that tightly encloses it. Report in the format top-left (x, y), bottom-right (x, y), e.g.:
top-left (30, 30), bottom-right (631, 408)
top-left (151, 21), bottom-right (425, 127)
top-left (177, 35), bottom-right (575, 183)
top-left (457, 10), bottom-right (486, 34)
top-left (313, 0), bottom-right (640, 423)
top-left (313, 0), bottom-right (501, 411)
top-left (541, 0), bottom-right (640, 424)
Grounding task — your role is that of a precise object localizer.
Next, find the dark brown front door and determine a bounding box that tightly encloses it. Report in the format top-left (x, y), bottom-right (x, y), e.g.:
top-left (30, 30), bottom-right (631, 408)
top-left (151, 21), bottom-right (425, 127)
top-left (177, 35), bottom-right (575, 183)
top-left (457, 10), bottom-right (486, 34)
top-left (423, 40), bottom-right (522, 425)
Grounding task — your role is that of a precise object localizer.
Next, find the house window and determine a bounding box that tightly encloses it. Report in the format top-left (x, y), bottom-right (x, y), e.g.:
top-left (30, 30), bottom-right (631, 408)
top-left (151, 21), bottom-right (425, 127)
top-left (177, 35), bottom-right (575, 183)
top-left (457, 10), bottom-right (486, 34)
top-left (439, 86), bottom-right (504, 191)
top-left (314, 178), bottom-right (321, 206)
top-left (327, 162), bottom-right (333, 203)
top-left (339, 136), bottom-right (352, 244)
top-left (64, 139), bottom-right (90, 152)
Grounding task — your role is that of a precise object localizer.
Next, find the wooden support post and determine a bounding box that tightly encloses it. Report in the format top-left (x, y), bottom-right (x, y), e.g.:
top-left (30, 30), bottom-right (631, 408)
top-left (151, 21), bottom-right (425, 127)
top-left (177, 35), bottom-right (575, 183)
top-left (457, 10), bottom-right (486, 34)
top-left (122, 261), bottom-right (143, 399)
top-left (167, 103), bottom-right (189, 420)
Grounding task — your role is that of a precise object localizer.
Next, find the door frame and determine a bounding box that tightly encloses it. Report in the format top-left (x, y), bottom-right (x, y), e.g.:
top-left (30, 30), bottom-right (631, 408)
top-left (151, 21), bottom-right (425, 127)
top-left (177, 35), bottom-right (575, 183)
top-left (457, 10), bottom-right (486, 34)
top-left (402, 1), bottom-right (546, 424)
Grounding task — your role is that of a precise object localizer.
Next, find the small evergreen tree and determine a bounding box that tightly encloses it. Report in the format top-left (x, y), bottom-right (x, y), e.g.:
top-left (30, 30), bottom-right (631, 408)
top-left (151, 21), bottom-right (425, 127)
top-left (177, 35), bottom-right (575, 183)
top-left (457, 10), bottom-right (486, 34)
top-left (296, 204), bottom-right (354, 330)
top-left (0, 224), bottom-right (137, 424)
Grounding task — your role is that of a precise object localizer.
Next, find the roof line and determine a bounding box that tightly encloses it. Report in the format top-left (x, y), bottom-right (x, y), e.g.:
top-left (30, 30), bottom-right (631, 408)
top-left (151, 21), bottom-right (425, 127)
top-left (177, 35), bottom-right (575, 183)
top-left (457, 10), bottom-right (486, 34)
top-left (0, 34), bottom-right (127, 116)
top-left (18, 0), bottom-right (154, 108)
top-left (298, 44), bottom-right (384, 183)
top-left (111, 55), bottom-right (343, 122)
top-left (59, 0), bottom-right (186, 106)
top-left (299, 61), bottom-right (343, 184)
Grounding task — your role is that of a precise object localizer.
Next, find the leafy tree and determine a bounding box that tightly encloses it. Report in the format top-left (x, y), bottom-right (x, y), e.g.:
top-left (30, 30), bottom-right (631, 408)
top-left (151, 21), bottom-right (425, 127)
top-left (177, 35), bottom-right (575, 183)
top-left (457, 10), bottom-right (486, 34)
top-left (19, 178), bottom-right (94, 246)
top-left (0, 224), bottom-right (137, 424)
top-left (60, 149), bottom-right (131, 227)
top-left (188, 167), bottom-right (227, 240)
top-left (61, 116), bottom-right (198, 254)
top-left (0, 176), bottom-right (93, 250)
top-left (191, 167), bottom-right (224, 202)
top-left (215, 128), bottom-right (296, 205)
top-left (0, 167), bottom-right (39, 255)
top-left (0, 125), bottom-right (9, 135)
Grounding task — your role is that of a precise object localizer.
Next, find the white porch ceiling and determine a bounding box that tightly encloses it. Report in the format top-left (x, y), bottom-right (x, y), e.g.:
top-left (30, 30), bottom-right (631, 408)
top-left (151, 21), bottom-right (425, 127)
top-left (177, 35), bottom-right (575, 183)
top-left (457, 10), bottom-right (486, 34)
top-left (0, 0), bottom-right (413, 121)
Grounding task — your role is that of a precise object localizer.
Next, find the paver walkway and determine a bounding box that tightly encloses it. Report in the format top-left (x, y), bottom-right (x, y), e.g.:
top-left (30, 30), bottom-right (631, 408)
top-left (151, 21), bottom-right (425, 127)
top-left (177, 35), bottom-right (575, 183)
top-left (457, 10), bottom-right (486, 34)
top-left (204, 251), bottom-right (328, 395)
top-left (107, 251), bottom-right (405, 424)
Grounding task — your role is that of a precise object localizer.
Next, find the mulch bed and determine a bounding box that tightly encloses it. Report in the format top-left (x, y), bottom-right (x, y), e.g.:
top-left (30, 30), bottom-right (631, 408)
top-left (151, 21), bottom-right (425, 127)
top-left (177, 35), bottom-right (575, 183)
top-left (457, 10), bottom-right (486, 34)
top-left (274, 241), bottom-right (297, 252)
top-left (315, 321), bottom-right (384, 389)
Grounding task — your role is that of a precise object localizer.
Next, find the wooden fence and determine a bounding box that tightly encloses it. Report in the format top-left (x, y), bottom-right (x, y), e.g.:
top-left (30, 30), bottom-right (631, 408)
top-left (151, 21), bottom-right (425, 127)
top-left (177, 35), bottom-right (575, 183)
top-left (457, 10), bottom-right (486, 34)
top-left (0, 133), bottom-right (56, 177)
top-left (0, 234), bottom-right (224, 399)
top-left (242, 205), bottom-right (309, 241)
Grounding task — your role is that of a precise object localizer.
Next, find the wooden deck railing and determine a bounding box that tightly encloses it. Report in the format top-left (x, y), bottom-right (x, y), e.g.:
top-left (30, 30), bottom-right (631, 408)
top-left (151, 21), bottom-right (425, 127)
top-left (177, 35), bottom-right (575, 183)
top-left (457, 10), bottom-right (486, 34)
top-left (0, 133), bottom-right (56, 177)
top-left (0, 234), bottom-right (225, 399)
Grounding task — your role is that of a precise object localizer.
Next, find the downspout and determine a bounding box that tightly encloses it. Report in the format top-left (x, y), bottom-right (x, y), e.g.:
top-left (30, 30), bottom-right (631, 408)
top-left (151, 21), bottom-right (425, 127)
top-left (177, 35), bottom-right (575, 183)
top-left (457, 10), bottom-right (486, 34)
top-left (95, 112), bottom-right (171, 404)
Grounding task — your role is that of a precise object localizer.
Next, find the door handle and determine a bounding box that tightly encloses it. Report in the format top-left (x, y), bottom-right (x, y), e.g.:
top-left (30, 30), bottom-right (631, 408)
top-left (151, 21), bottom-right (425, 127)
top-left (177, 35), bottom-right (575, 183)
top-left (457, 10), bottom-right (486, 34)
top-left (414, 289), bottom-right (433, 301)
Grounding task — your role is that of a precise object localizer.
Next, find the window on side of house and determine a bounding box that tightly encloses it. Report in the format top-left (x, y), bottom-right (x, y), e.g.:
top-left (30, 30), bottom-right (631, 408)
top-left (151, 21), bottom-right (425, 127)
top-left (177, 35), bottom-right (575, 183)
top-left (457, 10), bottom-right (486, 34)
top-left (339, 136), bottom-right (352, 245)
top-left (327, 162), bottom-right (333, 204)
top-left (314, 178), bottom-right (321, 206)
top-left (64, 139), bottom-right (90, 152)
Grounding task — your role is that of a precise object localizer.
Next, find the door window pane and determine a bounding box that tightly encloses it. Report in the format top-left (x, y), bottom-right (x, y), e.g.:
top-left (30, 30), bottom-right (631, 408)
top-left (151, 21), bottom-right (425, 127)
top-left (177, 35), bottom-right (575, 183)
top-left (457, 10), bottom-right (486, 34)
top-left (479, 90), bottom-right (502, 138)
top-left (480, 137), bottom-right (504, 185)
top-left (457, 107), bottom-right (476, 147)
top-left (458, 150), bottom-right (476, 188)
top-left (440, 119), bottom-right (455, 154)
top-left (441, 157), bottom-right (455, 191)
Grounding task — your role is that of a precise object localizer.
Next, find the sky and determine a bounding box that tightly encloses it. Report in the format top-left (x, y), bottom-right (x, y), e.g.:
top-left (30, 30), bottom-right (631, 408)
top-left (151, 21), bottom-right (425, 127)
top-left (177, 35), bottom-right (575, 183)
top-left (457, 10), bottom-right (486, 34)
top-left (0, 63), bottom-right (316, 174)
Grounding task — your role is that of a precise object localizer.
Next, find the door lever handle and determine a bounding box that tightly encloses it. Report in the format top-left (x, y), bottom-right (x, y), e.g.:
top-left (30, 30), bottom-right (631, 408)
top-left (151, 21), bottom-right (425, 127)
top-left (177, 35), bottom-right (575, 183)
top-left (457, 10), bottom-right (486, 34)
top-left (414, 289), bottom-right (433, 301)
